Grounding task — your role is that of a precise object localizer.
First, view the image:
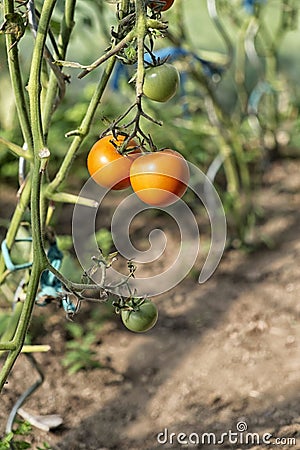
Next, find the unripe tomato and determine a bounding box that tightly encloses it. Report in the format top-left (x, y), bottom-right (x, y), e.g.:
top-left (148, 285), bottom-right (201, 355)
top-left (121, 298), bottom-right (158, 332)
top-left (130, 149), bottom-right (190, 206)
top-left (148, 0), bottom-right (175, 11)
top-left (143, 64), bottom-right (180, 103)
top-left (87, 134), bottom-right (140, 190)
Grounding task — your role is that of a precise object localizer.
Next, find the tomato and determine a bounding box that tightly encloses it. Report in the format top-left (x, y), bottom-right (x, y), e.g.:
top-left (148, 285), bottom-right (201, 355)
top-left (87, 134), bottom-right (140, 190)
top-left (143, 64), bottom-right (180, 103)
top-left (121, 298), bottom-right (158, 332)
top-left (148, 0), bottom-right (175, 12)
top-left (130, 149), bottom-right (190, 206)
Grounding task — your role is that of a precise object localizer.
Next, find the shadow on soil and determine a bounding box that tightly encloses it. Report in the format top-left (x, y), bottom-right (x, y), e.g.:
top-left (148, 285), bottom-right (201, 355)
top-left (53, 198), bottom-right (300, 450)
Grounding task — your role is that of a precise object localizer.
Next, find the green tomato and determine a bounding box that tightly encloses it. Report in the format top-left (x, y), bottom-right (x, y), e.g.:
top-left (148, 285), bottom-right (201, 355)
top-left (121, 299), bottom-right (158, 332)
top-left (143, 64), bottom-right (180, 103)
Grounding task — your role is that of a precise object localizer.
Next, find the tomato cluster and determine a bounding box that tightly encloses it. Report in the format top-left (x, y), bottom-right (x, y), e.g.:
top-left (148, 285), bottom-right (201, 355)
top-left (86, 48), bottom-right (184, 334)
top-left (87, 135), bottom-right (189, 207)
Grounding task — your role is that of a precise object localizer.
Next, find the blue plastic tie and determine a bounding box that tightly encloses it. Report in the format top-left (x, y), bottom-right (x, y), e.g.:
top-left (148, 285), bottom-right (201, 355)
top-left (36, 243), bottom-right (64, 304)
top-left (1, 238), bottom-right (33, 272)
top-left (40, 243), bottom-right (63, 291)
top-left (62, 296), bottom-right (77, 314)
top-left (36, 243), bottom-right (77, 314)
top-left (243, 0), bottom-right (266, 14)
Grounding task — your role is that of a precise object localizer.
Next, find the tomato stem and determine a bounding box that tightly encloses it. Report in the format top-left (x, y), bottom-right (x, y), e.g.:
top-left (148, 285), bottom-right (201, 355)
top-left (42, 0), bottom-right (77, 137)
top-left (135, 0), bottom-right (147, 100)
top-left (47, 56), bottom-right (117, 196)
top-left (78, 30), bottom-right (135, 79)
top-left (0, 0), bottom-right (57, 391)
top-left (3, 0), bottom-right (33, 155)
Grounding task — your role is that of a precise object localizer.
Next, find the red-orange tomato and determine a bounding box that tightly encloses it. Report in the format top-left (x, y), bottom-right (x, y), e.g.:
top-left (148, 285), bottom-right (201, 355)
top-left (129, 149), bottom-right (190, 206)
top-left (87, 134), bottom-right (140, 190)
top-left (149, 0), bottom-right (175, 11)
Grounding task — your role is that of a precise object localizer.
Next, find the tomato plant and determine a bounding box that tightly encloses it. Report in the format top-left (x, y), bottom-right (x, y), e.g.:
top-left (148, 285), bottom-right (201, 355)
top-left (130, 149), bottom-right (190, 206)
top-left (148, 0), bottom-right (175, 12)
top-left (87, 134), bottom-right (140, 190)
top-left (143, 64), bottom-right (180, 102)
top-left (121, 298), bottom-right (158, 332)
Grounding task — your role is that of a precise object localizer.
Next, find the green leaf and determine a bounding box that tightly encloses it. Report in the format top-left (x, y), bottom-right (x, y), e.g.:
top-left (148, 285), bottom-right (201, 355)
top-left (65, 322), bottom-right (83, 339)
top-left (37, 442), bottom-right (52, 450)
top-left (67, 361), bottom-right (85, 374)
top-left (13, 441), bottom-right (31, 450)
top-left (14, 419), bottom-right (32, 436)
top-left (0, 426), bottom-right (31, 450)
top-left (94, 228), bottom-right (113, 256)
top-left (0, 431), bottom-right (13, 449)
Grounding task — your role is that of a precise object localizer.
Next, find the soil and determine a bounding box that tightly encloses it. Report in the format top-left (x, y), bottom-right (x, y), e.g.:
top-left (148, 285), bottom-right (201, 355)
top-left (1, 159), bottom-right (300, 450)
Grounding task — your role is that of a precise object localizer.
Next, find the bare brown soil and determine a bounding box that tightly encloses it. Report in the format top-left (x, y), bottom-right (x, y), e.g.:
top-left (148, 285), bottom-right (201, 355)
top-left (1, 159), bottom-right (300, 450)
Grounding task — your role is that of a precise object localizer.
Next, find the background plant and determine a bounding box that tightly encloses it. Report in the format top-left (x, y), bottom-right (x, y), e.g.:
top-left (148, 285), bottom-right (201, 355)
top-left (61, 305), bottom-right (113, 374)
top-left (0, 419), bottom-right (32, 449)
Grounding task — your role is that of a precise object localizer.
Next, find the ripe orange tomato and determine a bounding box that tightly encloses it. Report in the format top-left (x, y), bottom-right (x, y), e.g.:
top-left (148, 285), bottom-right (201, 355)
top-left (87, 134), bottom-right (140, 190)
top-left (148, 0), bottom-right (175, 12)
top-left (129, 149), bottom-right (190, 206)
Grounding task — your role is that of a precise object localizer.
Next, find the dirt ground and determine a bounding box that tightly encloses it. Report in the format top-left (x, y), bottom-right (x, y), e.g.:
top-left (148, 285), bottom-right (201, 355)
top-left (1, 159), bottom-right (300, 450)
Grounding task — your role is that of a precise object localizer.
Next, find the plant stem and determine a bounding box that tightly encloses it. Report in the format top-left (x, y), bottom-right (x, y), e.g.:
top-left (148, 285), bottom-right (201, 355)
top-left (78, 30), bottom-right (135, 79)
top-left (3, 0), bottom-right (33, 154)
top-left (42, 0), bottom-right (77, 136)
top-left (135, 0), bottom-right (147, 101)
top-left (0, 136), bottom-right (33, 161)
top-left (28, 0), bottom-right (58, 151)
top-left (0, 165), bottom-right (48, 391)
top-left (0, 168), bottom-right (47, 391)
top-left (46, 191), bottom-right (98, 208)
top-left (47, 56), bottom-right (117, 194)
top-left (0, 301), bottom-right (23, 356)
top-left (0, 0), bottom-right (57, 392)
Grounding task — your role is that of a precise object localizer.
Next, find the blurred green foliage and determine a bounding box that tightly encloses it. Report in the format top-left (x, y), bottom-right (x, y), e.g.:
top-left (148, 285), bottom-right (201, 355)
top-left (62, 321), bottom-right (102, 374)
top-left (0, 419), bottom-right (31, 450)
top-left (62, 305), bottom-right (113, 374)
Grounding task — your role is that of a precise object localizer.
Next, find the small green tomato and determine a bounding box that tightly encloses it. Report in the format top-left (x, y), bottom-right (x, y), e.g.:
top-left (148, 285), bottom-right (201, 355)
top-left (143, 63), bottom-right (180, 103)
top-left (121, 298), bottom-right (158, 333)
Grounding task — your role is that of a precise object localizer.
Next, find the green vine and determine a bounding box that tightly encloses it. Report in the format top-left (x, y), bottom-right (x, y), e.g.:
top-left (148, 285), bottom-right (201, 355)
top-left (0, 0), bottom-right (169, 391)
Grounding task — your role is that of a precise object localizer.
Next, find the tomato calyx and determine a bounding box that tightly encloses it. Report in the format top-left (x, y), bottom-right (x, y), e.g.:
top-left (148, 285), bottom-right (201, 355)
top-left (113, 295), bottom-right (147, 314)
top-left (99, 130), bottom-right (139, 156)
top-left (98, 126), bottom-right (160, 157)
top-left (144, 54), bottom-right (170, 69)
